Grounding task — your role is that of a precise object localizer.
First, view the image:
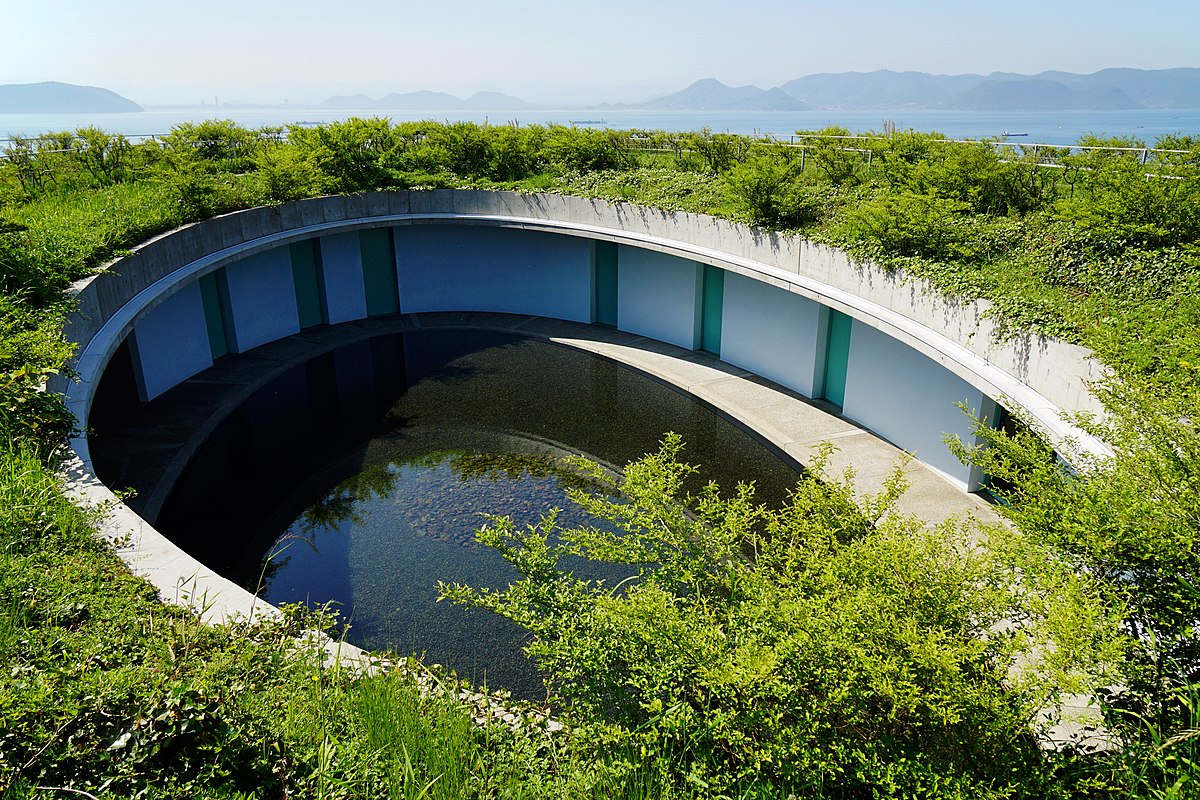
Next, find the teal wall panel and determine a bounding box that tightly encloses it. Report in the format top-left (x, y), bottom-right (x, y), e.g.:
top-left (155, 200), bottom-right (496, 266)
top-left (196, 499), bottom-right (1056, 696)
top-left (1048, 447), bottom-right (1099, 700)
top-left (198, 271), bottom-right (236, 359)
top-left (700, 264), bottom-right (724, 355)
top-left (290, 240), bottom-right (327, 330)
top-left (594, 240), bottom-right (618, 327)
top-left (360, 228), bottom-right (400, 316)
top-left (823, 309), bottom-right (852, 408)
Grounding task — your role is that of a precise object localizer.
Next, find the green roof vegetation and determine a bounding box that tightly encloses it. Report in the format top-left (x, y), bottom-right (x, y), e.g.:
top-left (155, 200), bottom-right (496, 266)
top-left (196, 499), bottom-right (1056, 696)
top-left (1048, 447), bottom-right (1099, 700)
top-left (2, 119), bottom-right (1199, 798)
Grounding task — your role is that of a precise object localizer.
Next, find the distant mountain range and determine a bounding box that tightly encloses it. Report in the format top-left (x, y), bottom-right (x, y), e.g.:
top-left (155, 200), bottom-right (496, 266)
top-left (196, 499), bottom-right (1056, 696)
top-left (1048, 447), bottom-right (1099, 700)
top-left (0, 81), bottom-right (142, 113)
top-left (641, 68), bottom-right (1200, 111)
top-left (317, 90), bottom-right (535, 111)
top-left (620, 78), bottom-right (811, 111)
top-left (4, 69), bottom-right (1200, 115)
top-left (778, 68), bottom-right (1200, 110)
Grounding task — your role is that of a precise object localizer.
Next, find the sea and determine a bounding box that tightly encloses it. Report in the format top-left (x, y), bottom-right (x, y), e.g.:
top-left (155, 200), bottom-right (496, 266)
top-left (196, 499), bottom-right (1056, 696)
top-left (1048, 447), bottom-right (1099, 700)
top-left (2, 107), bottom-right (1200, 147)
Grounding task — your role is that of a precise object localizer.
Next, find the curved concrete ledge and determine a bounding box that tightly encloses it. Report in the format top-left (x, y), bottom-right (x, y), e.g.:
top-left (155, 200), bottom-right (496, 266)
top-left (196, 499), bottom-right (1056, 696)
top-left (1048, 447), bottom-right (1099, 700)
top-left (100, 312), bottom-right (999, 531)
top-left (62, 312), bottom-right (997, 625)
top-left (54, 189), bottom-right (1109, 624)
top-left (58, 191), bottom-right (1107, 465)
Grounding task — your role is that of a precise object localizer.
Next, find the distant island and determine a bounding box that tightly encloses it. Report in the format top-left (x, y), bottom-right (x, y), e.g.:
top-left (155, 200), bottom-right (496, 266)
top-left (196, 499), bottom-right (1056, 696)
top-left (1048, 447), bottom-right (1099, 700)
top-left (312, 68), bottom-right (1198, 112)
top-left (621, 79), bottom-right (810, 111)
top-left (0, 82), bottom-right (142, 113)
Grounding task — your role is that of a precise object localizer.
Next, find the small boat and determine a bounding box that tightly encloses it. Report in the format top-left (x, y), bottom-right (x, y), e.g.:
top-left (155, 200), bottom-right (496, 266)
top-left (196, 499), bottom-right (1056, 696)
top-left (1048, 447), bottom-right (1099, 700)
top-left (569, 119), bottom-right (607, 125)
top-left (1002, 131), bottom-right (1029, 137)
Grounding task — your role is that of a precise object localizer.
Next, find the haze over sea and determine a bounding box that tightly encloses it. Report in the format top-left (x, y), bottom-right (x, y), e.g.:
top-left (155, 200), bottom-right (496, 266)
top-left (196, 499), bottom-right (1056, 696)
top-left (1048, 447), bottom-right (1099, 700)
top-left (4, 107), bottom-right (1200, 146)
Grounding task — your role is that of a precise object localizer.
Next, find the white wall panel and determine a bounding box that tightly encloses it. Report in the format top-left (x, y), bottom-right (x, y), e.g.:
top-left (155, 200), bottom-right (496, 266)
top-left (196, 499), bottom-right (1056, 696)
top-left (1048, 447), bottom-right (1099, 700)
top-left (616, 246), bottom-right (701, 350)
top-left (720, 273), bottom-right (824, 396)
top-left (843, 323), bottom-right (986, 488)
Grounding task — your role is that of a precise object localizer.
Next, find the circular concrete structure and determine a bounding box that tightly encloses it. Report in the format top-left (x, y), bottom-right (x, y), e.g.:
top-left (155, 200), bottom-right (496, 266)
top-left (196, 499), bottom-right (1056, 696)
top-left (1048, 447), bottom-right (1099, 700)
top-left (55, 190), bottom-right (1108, 625)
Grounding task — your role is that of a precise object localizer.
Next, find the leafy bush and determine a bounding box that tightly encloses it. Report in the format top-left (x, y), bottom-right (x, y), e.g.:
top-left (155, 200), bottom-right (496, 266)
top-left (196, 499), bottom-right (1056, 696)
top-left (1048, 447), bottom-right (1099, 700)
top-left (725, 149), bottom-right (828, 228)
top-left (161, 119), bottom-right (263, 173)
top-left (1055, 140), bottom-right (1200, 250)
top-left (287, 117), bottom-right (401, 192)
top-left (674, 128), bottom-right (746, 174)
top-left (833, 190), bottom-right (979, 262)
top-left (795, 126), bottom-right (866, 185)
top-left (881, 135), bottom-right (1062, 215)
top-left (486, 124), bottom-right (546, 181)
top-left (952, 381), bottom-right (1200, 756)
top-left (542, 125), bottom-right (636, 173)
top-left (253, 141), bottom-right (325, 202)
top-left (443, 436), bottom-right (1114, 797)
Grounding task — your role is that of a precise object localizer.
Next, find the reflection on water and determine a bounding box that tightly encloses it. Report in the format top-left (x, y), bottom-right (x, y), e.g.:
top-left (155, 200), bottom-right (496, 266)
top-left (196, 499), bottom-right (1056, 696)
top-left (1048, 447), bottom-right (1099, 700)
top-left (131, 329), bottom-right (804, 698)
top-left (262, 439), bottom-right (624, 698)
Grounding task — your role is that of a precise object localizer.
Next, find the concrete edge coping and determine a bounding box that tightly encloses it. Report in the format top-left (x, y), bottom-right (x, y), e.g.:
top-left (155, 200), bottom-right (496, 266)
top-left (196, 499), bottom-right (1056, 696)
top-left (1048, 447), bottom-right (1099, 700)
top-left (68, 308), bottom-right (997, 623)
top-left (58, 311), bottom-right (1101, 742)
top-left (65, 211), bottom-right (1110, 469)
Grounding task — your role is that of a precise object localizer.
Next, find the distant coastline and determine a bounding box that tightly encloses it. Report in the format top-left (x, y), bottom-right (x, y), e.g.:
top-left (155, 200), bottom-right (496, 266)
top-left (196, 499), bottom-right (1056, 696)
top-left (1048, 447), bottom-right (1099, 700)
top-left (4, 107), bottom-right (1199, 146)
top-left (4, 68), bottom-right (1200, 116)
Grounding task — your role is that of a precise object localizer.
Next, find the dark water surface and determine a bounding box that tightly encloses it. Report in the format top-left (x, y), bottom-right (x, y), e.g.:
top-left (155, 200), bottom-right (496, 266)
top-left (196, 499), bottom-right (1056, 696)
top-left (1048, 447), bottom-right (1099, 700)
top-left (98, 329), bottom-right (803, 698)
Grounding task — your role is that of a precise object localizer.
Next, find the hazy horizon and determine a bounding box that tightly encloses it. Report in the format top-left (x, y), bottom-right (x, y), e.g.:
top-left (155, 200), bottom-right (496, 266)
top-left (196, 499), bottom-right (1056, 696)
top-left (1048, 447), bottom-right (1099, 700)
top-left (8, 0), bottom-right (1200, 107)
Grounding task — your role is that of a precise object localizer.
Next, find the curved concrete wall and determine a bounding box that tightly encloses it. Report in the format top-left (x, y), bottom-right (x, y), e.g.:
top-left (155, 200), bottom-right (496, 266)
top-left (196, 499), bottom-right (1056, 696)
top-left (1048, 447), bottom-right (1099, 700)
top-left (57, 190), bottom-right (1108, 493)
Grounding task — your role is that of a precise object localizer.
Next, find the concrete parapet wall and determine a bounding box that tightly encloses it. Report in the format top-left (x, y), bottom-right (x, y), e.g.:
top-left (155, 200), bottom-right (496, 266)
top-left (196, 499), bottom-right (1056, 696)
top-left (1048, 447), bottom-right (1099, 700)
top-left (60, 190), bottom-right (1108, 471)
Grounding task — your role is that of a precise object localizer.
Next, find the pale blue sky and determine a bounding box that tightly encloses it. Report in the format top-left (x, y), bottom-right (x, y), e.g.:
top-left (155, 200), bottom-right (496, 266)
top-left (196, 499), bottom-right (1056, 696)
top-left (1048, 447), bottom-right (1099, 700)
top-left (6, 0), bottom-right (1200, 105)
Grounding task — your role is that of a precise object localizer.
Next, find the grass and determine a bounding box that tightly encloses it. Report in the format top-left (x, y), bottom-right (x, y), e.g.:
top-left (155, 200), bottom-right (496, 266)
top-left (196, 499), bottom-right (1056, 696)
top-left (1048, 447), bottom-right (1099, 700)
top-left (2, 120), bottom-right (1199, 797)
top-left (0, 441), bottom-right (713, 798)
top-left (0, 443), bottom-right (491, 797)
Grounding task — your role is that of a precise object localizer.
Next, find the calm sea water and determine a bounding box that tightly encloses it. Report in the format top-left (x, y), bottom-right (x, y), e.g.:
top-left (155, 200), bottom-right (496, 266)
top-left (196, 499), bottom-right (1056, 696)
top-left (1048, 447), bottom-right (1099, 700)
top-left (3, 107), bottom-right (1199, 146)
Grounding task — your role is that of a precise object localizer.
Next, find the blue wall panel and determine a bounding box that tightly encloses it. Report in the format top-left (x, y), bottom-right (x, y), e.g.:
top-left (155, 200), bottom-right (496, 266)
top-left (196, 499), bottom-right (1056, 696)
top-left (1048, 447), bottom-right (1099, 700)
top-left (395, 225), bottom-right (592, 321)
top-left (131, 281), bottom-right (214, 401)
top-left (319, 232), bottom-right (369, 324)
top-left (224, 248), bottom-right (301, 352)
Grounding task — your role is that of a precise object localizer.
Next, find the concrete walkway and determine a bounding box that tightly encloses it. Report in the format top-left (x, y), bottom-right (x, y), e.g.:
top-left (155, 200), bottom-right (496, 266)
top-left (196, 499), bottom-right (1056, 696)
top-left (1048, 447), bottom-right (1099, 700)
top-left (79, 311), bottom-right (1113, 744)
top-left (506, 313), bottom-right (1000, 526)
top-left (94, 311), bottom-right (1000, 531)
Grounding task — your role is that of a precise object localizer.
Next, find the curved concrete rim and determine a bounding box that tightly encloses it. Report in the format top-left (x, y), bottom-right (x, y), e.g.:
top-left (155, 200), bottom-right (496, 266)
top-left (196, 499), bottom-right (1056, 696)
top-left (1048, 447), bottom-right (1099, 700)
top-left (60, 312), bottom-right (999, 629)
top-left (55, 193), bottom-right (1108, 625)
top-left (51, 191), bottom-right (1107, 742)
top-left (62, 210), bottom-right (1110, 470)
